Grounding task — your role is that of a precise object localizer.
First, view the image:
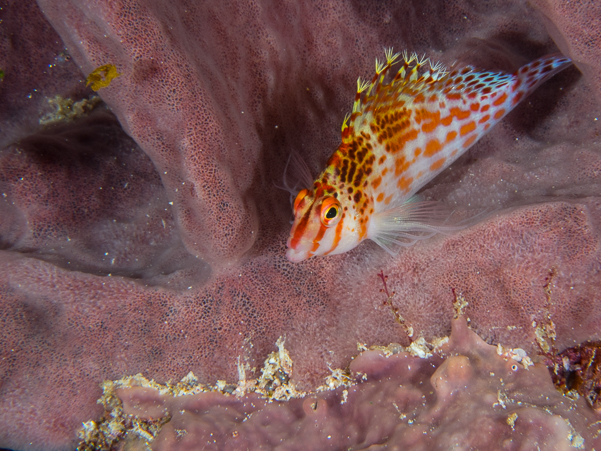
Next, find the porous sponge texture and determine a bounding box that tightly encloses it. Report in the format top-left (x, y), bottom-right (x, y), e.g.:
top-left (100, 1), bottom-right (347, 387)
top-left (0, 0), bottom-right (87, 145)
top-left (345, 202), bottom-right (601, 353)
top-left (532, 0), bottom-right (601, 100)
top-left (0, 0), bottom-right (600, 449)
top-left (35, 0), bottom-right (574, 263)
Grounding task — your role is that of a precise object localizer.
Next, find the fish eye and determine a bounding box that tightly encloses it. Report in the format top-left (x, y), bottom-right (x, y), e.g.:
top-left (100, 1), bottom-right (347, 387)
top-left (320, 197), bottom-right (342, 227)
top-left (293, 189), bottom-right (309, 211)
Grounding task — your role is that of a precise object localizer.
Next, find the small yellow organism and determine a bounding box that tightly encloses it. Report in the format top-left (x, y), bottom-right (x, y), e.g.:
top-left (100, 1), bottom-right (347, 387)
top-left (86, 64), bottom-right (122, 91)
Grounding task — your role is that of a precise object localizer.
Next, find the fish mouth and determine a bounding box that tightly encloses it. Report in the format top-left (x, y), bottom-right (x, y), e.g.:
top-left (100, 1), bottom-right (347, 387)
top-left (286, 235), bottom-right (313, 262)
top-left (285, 246), bottom-right (311, 263)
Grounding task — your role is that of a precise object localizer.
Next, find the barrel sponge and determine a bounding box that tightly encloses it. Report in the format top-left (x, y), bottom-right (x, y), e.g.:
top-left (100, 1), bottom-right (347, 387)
top-left (531, 0), bottom-right (601, 100)
top-left (1, 0), bottom-right (601, 449)
top-left (35, 0), bottom-right (580, 262)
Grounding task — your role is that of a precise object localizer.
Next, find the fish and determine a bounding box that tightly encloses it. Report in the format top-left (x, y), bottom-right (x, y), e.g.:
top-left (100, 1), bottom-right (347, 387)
top-left (286, 49), bottom-right (572, 262)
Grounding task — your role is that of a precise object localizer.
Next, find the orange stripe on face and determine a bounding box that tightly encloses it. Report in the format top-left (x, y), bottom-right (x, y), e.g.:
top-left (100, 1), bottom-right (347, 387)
top-left (310, 223), bottom-right (326, 253)
top-left (290, 207), bottom-right (312, 249)
top-left (493, 108), bottom-right (506, 120)
top-left (460, 121), bottom-right (476, 136)
top-left (480, 104), bottom-right (490, 112)
top-left (377, 192), bottom-right (384, 202)
top-left (430, 158), bottom-right (446, 171)
top-left (478, 114), bottom-right (490, 124)
top-left (492, 92), bottom-right (508, 106)
top-left (414, 147), bottom-right (422, 157)
top-left (470, 102), bottom-right (480, 111)
top-left (424, 138), bottom-right (442, 157)
top-left (463, 134), bottom-right (477, 148)
top-left (324, 213), bottom-right (345, 255)
top-left (441, 116), bottom-right (453, 126)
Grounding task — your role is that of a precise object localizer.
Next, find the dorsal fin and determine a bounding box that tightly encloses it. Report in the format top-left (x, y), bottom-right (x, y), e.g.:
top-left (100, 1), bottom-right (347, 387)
top-left (278, 152), bottom-right (314, 210)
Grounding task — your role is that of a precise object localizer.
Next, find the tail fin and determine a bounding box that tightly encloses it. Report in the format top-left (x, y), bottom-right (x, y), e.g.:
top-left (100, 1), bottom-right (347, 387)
top-left (511, 54), bottom-right (572, 105)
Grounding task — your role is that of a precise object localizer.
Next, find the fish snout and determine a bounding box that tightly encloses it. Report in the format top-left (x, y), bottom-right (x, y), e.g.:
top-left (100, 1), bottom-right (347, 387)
top-left (286, 235), bottom-right (312, 262)
top-left (285, 247), bottom-right (311, 262)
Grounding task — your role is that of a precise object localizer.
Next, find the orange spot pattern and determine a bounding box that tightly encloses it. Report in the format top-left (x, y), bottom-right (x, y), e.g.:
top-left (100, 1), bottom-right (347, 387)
top-left (446, 131), bottom-right (457, 142)
top-left (371, 176), bottom-right (382, 189)
top-left (394, 155), bottom-right (410, 176)
top-left (372, 107), bottom-right (413, 149)
top-left (512, 91), bottom-right (524, 105)
top-left (417, 109), bottom-right (441, 133)
top-left (430, 158), bottom-right (446, 171)
top-left (441, 115), bottom-right (453, 126)
top-left (449, 107), bottom-right (471, 120)
top-left (413, 93), bottom-right (426, 104)
top-left (492, 92), bottom-right (507, 106)
top-left (463, 135), bottom-right (477, 148)
top-left (397, 176), bottom-right (413, 192)
top-left (460, 121), bottom-right (476, 136)
top-left (424, 139), bottom-right (442, 157)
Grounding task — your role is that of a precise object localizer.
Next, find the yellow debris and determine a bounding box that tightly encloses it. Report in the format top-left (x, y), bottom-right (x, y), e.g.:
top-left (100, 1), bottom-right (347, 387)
top-left (86, 64), bottom-right (122, 91)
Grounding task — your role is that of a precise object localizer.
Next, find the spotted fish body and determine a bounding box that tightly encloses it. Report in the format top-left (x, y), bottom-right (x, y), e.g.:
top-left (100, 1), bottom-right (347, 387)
top-left (286, 50), bottom-right (572, 262)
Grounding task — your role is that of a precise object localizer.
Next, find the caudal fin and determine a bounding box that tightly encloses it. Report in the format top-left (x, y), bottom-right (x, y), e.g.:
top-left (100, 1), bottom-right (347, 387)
top-left (511, 54), bottom-right (572, 106)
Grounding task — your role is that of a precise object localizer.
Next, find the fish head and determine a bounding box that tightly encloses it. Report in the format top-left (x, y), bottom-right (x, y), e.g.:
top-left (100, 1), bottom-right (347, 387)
top-left (286, 187), bottom-right (363, 262)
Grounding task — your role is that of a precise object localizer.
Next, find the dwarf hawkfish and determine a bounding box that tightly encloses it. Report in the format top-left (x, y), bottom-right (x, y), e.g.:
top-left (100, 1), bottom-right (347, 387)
top-left (286, 49), bottom-right (572, 262)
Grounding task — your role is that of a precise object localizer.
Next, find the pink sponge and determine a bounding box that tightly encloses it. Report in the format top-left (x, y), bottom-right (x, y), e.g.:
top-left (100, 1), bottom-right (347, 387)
top-left (1, 0), bottom-right (601, 449)
top-left (532, 0), bottom-right (601, 100)
top-left (35, 0), bottom-right (597, 263)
